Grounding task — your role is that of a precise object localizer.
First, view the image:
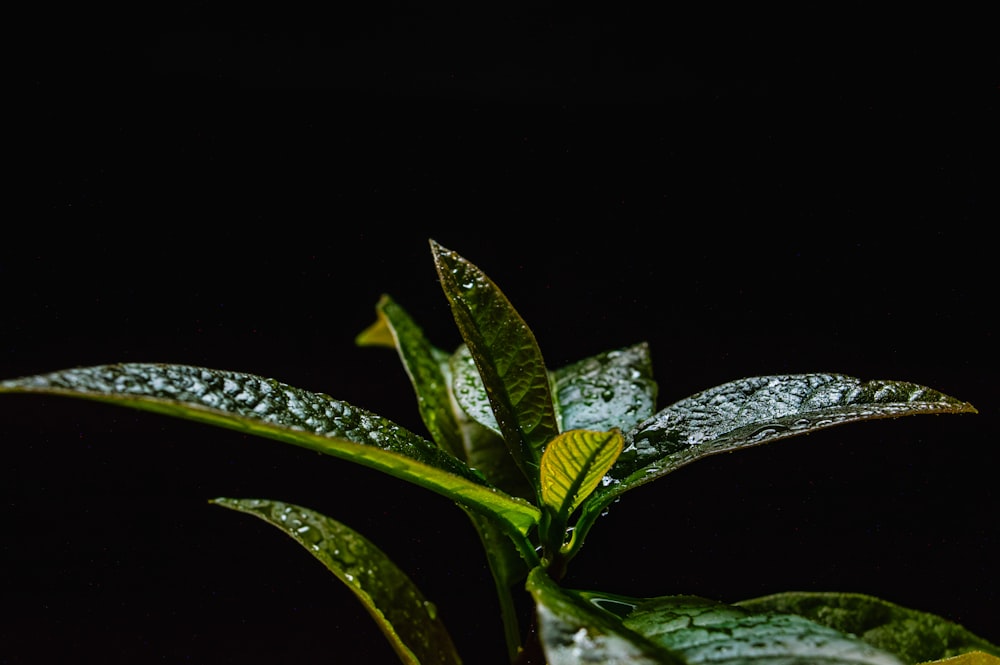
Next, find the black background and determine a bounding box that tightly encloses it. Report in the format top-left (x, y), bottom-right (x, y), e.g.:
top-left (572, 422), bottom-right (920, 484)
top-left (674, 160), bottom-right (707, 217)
top-left (4, 9), bottom-right (997, 664)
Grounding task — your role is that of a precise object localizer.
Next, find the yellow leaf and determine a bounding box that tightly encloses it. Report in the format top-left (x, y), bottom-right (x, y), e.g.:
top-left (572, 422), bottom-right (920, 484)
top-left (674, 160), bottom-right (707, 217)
top-left (540, 429), bottom-right (623, 517)
top-left (925, 652), bottom-right (1000, 665)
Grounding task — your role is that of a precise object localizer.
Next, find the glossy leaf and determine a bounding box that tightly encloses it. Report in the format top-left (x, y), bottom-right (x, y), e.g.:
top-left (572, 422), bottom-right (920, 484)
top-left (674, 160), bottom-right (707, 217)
top-left (431, 238), bottom-right (559, 494)
top-left (211, 498), bottom-right (461, 665)
top-left (622, 594), bottom-right (905, 664)
top-left (736, 591), bottom-right (1000, 664)
top-left (450, 343), bottom-right (501, 434)
top-left (358, 295), bottom-right (531, 501)
top-left (586, 374), bottom-right (978, 514)
top-left (552, 342), bottom-right (658, 434)
top-left (453, 341), bottom-right (659, 438)
top-left (356, 294), bottom-right (466, 460)
top-left (526, 567), bottom-right (686, 665)
top-left (0, 363), bottom-right (540, 537)
top-left (355, 294), bottom-right (535, 660)
top-left (540, 429), bottom-right (623, 520)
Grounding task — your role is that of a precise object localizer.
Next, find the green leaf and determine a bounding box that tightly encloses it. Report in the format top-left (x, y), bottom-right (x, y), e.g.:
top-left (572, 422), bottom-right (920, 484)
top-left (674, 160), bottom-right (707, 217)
top-left (452, 341), bottom-right (659, 440)
top-left (553, 342), bottom-right (658, 434)
top-left (735, 591), bottom-right (1000, 664)
top-left (357, 294), bottom-right (466, 460)
top-left (540, 429), bottom-right (623, 520)
top-left (525, 567), bottom-right (686, 665)
top-left (0, 363), bottom-right (540, 537)
top-left (450, 343), bottom-right (501, 434)
top-left (447, 344), bottom-right (535, 500)
top-left (355, 294), bottom-right (536, 660)
top-left (211, 498), bottom-right (462, 665)
top-left (592, 374), bottom-right (977, 510)
top-left (357, 296), bottom-right (534, 501)
top-left (431, 238), bottom-right (560, 494)
top-left (622, 594), bottom-right (906, 664)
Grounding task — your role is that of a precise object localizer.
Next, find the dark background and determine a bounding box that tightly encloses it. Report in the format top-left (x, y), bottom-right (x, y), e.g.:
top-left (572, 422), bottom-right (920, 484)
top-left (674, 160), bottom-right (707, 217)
top-left (4, 9), bottom-right (997, 664)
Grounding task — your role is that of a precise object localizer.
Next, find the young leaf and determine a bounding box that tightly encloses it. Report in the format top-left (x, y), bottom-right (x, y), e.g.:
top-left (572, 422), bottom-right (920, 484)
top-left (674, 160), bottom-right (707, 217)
top-left (211, 498), bottom-right (462, 665)
top-left (430, 238), bottom-right (560, 493)
top-left (0, 363), bottom-right (540, 537)
top-left (587, 374), bottom-right (977, 514)
top-left (735, 591), bottom-right (1000, 664)
top-left (540, 429), bottom-right (623, 521)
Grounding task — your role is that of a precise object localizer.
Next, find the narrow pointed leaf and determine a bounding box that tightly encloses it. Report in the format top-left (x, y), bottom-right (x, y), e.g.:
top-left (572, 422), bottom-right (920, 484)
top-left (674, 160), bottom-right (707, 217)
top-left (622, 594), bottom-right (905, 664)
top-left (526, 567), bottom-right (686, 665)
top-left (355, 295), bottom-right (536, 659)
top-left (540, 429), bottom-right (623, 519)
top-left (431, 238), bottom-right (559, 491)
top-left (0, 364), bottom-right (540, 536)
top-left (448, 344), bottom-right (535, 498)
top-left (211, 498), bottom-right (461, 665)
top-left (590, 374), bottom-right (977, 510)
top-left (735, 592), bottom-right (1000, 664)
top-left (359, 297), bottom-right (532, 501)
top-left (357, 294), bottom-right (465, 459)
top-left (553, 342), bottom-right (658, 434)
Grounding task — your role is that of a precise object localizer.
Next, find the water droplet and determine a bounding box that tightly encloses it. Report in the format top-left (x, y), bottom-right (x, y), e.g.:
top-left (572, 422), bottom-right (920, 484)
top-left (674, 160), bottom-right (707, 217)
top-left (423, 600), bottom-right (438, 620)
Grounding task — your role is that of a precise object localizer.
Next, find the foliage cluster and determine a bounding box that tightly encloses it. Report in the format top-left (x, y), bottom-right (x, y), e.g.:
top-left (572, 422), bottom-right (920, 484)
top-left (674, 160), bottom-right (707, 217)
top-left (2, 240), bottom-right (995, 664)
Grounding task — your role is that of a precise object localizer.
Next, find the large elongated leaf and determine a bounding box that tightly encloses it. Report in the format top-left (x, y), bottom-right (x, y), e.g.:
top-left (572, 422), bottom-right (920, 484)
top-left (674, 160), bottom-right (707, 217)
top-left (211, 498), bottom-right (462, 665)
top-left (431, 238), bottom-right (559, 493)
top-left (587, 374), bottom-right (977, 513)
top-left (735, 592), bottom-right (1000, 664)
top-left (0, 363), bottom-right (540, 536)
top-left (622, 594), bottom-right (905, 664)
top-left (530, 570), bottom-right (906, 664)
